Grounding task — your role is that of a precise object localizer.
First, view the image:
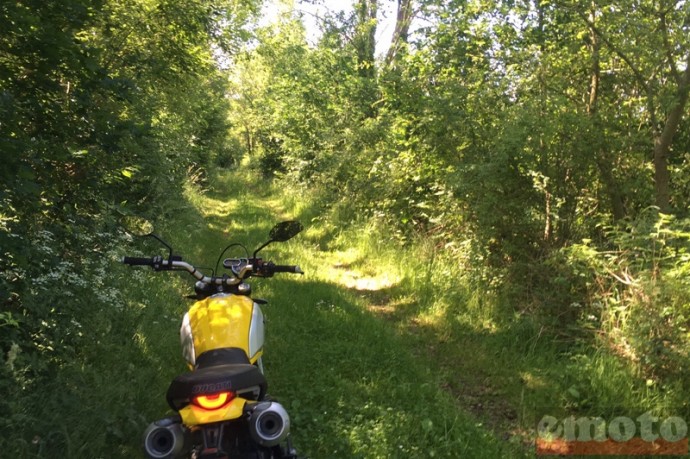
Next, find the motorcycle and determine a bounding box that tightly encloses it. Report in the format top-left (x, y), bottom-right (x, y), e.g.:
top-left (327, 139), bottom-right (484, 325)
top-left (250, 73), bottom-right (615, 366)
top-left (121, 217), bottom-right (304, 459)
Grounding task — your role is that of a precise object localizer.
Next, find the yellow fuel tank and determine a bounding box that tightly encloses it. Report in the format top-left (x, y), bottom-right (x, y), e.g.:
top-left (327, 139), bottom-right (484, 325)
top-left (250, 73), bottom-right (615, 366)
top-left (182, 294), bottom-right (264, 365)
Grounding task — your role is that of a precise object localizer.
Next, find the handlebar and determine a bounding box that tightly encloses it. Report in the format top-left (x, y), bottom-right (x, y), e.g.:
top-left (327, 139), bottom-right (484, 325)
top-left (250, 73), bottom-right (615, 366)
top-left (223, 258), bottom-right (303, 277)
top-left (122, 256), bottom-right (303, 285)
top-left (122, 256), bottom-right (242, 286)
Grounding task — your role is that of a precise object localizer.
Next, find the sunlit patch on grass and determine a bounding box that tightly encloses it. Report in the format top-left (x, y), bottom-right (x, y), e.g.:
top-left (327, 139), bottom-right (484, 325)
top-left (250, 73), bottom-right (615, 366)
top-left (520, 371), bottom-right (547, 390)
top-left (330, 248), bottom-right (361, 266)
top-left (303, 224), bottom-right (332, 242)
top-left (183, 182), bottom-right (238, 217)
top-left (345, 273), bottom-right (398, 291)
top-left (133, 331), bottom-right (149, 355)
top-left (224, 220), bottom-right (273, 235)
top-left (323, 248), bottom-right (401, 291)
top-left (195, 195), bottom-right (238, 217)
top-left (263, 197), bottom-right (294, 220)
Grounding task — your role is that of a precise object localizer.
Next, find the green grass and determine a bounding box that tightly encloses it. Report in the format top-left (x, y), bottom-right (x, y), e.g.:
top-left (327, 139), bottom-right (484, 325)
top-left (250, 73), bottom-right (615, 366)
top-left (265, 170), bottom-right (690, 456)
top-left (9, 166), bottom-right (681, 458)
top-left (0, 167), bottom-right (512, 458)
top-left (180, 170), bottom-right (519, 458)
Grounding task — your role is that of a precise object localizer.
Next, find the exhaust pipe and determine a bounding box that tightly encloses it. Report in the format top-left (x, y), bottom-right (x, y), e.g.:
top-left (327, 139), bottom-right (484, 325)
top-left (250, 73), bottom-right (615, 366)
top-left (248, 402), bottom-right (291, 447)
top-left (143, 417), bottom-right (187, 459)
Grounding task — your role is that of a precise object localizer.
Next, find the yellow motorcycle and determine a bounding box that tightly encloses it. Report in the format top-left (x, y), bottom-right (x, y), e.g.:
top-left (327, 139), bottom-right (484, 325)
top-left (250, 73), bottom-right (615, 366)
top-left (122, 219), bottom-right (303, 459)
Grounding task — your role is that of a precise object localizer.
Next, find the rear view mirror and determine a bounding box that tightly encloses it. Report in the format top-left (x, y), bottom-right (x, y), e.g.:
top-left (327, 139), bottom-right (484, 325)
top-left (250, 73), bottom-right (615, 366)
top-left (251, 221), bottom-right (304, 258)
top-left (121, 216), bottom-right (154, 237)
top-left (269, 221), bottom-right (303, 242)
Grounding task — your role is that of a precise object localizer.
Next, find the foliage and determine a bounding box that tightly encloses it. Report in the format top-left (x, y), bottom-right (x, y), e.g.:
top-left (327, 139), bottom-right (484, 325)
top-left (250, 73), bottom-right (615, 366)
top-left (0, 0), bottom-right (259, 454)
top-left (227, 0), bottom-right (690, 441)
top-left (564, 210), bottom-right (690, 383)
top-left (3, 0), bottom-right (690, 454)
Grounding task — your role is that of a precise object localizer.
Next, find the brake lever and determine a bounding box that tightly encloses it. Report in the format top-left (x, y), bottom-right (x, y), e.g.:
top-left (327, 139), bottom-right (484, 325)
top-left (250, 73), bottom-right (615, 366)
top-left (152, 255), bottom-right (165, 271)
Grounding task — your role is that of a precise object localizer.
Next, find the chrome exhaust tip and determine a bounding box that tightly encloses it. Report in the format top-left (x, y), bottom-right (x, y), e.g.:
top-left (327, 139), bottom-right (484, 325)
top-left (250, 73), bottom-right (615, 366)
top-left (248, 401), bottom-right (291, 447)
top-left (143, 417), bottom-right (186, 459)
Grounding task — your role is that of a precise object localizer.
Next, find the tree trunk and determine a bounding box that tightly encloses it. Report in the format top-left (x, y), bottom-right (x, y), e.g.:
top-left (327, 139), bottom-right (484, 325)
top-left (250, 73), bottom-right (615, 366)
top-left (384, 0), bottom-right (413, 67)
top-left (576, 8), bottom-right (690, 215)
top-left (652, 56), bottom-right (690, 213)
top-left (585, 4), bottom-right (626, 220)
top-left (244, 126), bottom-right (253, 155)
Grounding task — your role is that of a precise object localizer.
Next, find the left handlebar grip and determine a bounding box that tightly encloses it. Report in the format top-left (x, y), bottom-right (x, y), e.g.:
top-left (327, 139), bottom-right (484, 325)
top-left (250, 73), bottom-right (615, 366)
top-left (122, 256), bottom-right (154, 266)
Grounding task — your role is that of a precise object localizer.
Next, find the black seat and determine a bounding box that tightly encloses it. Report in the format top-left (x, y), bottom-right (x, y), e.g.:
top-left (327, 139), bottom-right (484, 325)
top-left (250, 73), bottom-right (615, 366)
top-left (195, 348), bottom-right (252, 369)
top-left (166, 348), bottom-right (267, 411)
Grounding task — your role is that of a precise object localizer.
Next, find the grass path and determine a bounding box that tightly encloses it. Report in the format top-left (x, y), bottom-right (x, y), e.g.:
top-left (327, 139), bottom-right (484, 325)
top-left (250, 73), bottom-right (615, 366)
top-left (176, 171), bottom-right (526, 458)
top-left (128, 168), bottom-right (672, 459)
top-left (5, 168), bottom-right (662, 458)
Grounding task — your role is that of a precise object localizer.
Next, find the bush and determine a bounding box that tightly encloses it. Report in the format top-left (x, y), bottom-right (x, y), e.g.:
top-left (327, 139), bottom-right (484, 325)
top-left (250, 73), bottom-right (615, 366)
top-left (562, 209), bottom-right (690, 383)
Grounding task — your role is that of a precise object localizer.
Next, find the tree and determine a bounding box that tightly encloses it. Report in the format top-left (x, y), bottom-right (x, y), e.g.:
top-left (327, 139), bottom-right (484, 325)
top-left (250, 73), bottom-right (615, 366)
top-left (573, 0), bottom-right (690, 213)
top-left (385, 0), bottom-right (415, 67)
top-left (354, 0), bottom-right (378, 78)
top-left (0, 0), bottom-right (260, 453)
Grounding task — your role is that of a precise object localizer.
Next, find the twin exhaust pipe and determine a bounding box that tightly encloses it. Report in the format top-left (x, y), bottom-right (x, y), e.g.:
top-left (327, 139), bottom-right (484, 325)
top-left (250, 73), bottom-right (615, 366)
top-left (143, 402), bottom-right (290, 458)
top-left (248, 401), bottom-right (291, 447)
top-left (143, 417), bottom-right (187, 459)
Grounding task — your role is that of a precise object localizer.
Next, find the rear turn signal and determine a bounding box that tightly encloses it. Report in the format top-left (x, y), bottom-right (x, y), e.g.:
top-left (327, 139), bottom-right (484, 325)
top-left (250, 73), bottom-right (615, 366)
top-left (192, 391), bottom-right (235, 410)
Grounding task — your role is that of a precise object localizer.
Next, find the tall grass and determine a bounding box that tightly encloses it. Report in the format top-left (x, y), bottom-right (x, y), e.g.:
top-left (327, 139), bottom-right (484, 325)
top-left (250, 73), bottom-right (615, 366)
top-left (190, 170), bottom-right (520, 457)
top-left (17, 165), bottom-right (687, 458)
top-left (276, 170), bottom-right (690, 453)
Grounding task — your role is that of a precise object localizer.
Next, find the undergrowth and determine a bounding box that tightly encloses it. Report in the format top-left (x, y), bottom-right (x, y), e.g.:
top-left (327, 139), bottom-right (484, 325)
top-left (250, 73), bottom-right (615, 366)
top-left (1, 168), bottom-right (522, 458)
top-left (6, 164), bottom-right (688, 458)
top-left (276, 165), bottom-right (690, 450)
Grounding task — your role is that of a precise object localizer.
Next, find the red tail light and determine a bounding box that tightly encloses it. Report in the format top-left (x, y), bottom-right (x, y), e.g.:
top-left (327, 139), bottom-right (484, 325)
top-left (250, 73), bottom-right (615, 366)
top-left (192, 391), bottom-right (235, 410)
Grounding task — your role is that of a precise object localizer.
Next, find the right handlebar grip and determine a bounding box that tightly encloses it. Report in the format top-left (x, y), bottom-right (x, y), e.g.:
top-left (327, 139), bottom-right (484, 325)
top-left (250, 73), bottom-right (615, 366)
top-left (272, 265), bottom-right (304, 274)
top-left (122, 256), bottom-right (154, 266)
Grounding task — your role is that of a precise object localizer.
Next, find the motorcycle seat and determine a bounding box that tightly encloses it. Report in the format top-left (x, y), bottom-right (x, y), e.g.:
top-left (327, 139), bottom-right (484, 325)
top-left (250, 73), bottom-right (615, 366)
top-left (166, 349), bottom-right (267, 411)
top-left (195, 347), bottom-right (254, 368)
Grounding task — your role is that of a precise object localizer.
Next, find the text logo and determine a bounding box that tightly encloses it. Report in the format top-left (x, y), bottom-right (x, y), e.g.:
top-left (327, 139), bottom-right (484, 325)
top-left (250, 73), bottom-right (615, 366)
top-left (536, 412), bottom-right (688, 456)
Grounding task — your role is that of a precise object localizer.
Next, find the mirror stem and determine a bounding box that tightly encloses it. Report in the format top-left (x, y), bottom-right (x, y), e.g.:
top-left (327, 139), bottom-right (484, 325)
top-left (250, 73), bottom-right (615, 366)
top-left (149, 233), bottom-right (174, 266)
top-left (253, 240), bottom-right (274, 259)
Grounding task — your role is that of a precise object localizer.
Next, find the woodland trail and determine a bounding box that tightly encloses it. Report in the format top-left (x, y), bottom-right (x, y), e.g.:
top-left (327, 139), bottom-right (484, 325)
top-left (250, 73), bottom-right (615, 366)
top-left (181, 171), bottom-right (527, 458)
